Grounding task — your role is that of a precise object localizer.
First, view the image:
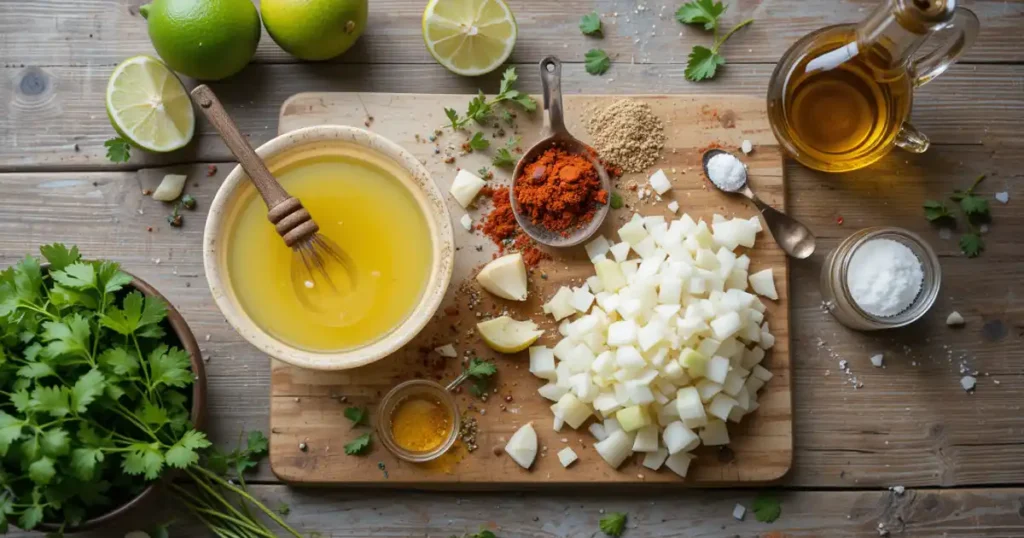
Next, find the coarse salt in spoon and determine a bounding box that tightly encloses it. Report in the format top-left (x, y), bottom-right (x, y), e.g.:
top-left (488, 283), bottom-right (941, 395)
top-left (702, 149), bottom-right (817, 259)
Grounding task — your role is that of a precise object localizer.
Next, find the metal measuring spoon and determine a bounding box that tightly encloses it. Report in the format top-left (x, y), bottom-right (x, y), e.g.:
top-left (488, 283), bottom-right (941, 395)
top-left (510, 56), bottom-right (611, 248)
top-left (702, 149), bottom-right (816, 259)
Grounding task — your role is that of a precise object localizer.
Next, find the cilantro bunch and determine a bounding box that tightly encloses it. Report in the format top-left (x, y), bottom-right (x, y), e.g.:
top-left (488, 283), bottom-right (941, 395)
top-left (0, 245), bottom-right (303, 538)
top-left (923, 174), bottom-right (991, 258)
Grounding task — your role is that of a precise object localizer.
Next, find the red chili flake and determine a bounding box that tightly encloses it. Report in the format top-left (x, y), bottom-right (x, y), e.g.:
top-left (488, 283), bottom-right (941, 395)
top-left (206, 164), bottom-right (217, 176)
top-left (142, 189), bottom-right (152, 195)
top-left (146, 226), bottom-right (153, 232)
top-left (836, 215), bottom-right (844, 225)
top-left (444, 156), bottom-right (455, 164)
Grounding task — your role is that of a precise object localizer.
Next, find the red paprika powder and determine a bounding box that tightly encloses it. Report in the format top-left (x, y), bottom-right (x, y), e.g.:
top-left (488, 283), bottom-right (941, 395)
top-left (513, 146), bottom-right (607, 235)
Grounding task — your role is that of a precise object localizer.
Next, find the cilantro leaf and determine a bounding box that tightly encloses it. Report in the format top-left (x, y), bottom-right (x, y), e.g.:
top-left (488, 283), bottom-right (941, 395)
top-left (29, 456), bottom-right (56, 485)
top-left (100, 291), bottom-right (167, 336)
top-left (466, 358), bottom-right (497, 378)
top-left (511, 93), bottom-right (538, 112)
top-left (19, 504), bottom-right (44, 531)
top-left (923, 200), bottom-right (953, 222)
top-left (17, 361), bottom-right (56, 379)
top-left (958, 194), bottom-right (989, 217)
top-left (11, 389), bottom-right (34, 412)
top-left (467, 91), bottom-right (492, 124)
top-left (752, 493), bottom-right (782, 523)
top-left (165, 430), bottom-right (211, 469)
top-left (71, 447), bottom-right (105, 480)
top-left (246, 430), bottom-right (269, 457)
top-left (50, 262), bottom-right (96, 290)
top-left (585, 49), bottom-right (611, 75)
top-left (0, 411), bottom-right (25, 456)
top-left (123, 442), bottom-right (165, 480)
top-left (468, 132), bottom-right (491, 152)
top-left (468, 378), bottom-right (490, 398)
top-left (580, 12), bottom-right (603, 35)
top-left (41, 314), bottom-right (91, 359)
top-left (41, 428), bottom-right (71, 457)
top-left (445, 108), bottom-right (463, 130)
top-left (498, 66), bottom-right (518, 96)
top-left (344, 406), bottom-right (368, 427)
top-left (685, 45), bottom-right (725, 81)
top-left (96, 261), bottom-right (133, 294)
top-left (676, 0), bottom-right (725, 30)
top-left (104, 137), bottom-right (131, 163)
top-left (492, 148), bottom-right (517, 168)
top-left (148, 345), bottom-right (193, 389)
top-left (32, 385), bottom-right (71, 417)
top-left (277, 503), bottom-right (292, 516)
top-left (960, 233), bottom-right (984, 258)
top-left (344, 432), bottom-right (372, 455)
top-left (40, 243), bottom-right (81, 271)
top-left (139, 400), bottom-right (170, 427)
top-left (610, 192), bottom-right (624, 209)
top-left (99, 346), bottom-right (140, 375)
top-left (599, 512), bottom-right (627, 537)
top-left (71, 368), bottom-right (105, 413)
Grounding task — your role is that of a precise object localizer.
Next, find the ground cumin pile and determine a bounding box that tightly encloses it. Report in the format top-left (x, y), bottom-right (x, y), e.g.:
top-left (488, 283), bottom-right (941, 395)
top-left (513, 145), bottom-right (607, 235)
top-left (585, 99), bottom-right (666, 173)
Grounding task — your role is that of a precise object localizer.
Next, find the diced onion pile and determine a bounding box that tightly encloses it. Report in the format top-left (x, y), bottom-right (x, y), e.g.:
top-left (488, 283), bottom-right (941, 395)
top-left (530, 212), bottom-right (778, 478)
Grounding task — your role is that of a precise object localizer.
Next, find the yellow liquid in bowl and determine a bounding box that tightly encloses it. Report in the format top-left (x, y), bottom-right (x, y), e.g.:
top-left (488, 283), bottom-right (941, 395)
top-left (225, 153), bottom-right (432, 351)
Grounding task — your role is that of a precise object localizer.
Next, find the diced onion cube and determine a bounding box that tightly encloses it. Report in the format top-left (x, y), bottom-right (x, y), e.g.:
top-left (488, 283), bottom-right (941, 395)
top-left (585, 235), bottom-right (612, 262)
top-left (649, 169), bottom-right (672, 195)
top-left (557, 446), bottom-right (579, 467)
top-left (632, 425), bottom-right (659, 452)
top-left (642, 447), bottom-right (669, 470)
top-left (529, 346), bottom-right (556, 379)
top-left (664, 451), bottom-right (694, 478)
top-left (699, 420), bottom-right (730, 446)
top-left (450, 169), bottom-right (486, 208)
top-left (749, 268), bottom-right (779, 300)
top-left (460, 214), bottom-right (473, 230)
top-left (594, 430), bottom-right (633, 469)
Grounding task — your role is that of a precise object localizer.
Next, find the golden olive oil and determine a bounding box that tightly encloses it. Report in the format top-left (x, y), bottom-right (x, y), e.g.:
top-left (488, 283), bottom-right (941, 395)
top-left (226, 153), bottom-right (432, 352)
top-left (769, 28), bottom-right (913, 172)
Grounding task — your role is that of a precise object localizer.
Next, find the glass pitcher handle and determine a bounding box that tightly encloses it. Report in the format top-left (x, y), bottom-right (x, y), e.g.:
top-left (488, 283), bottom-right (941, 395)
top-left (911, 7), bottom-right (980, 87)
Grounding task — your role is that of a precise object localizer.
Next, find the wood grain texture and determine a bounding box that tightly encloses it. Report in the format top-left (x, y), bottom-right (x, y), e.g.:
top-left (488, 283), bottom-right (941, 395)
top-left (6, 486), bottom-right (1024, 537)
top-left (268, 93), bottom-right (791, 486)
top-left (0, 143), bottom-right (1020, 488)
top-left (2, 0), bottom-right (1021, 67)
top-left (2, 62), bottom-right (1022, 170)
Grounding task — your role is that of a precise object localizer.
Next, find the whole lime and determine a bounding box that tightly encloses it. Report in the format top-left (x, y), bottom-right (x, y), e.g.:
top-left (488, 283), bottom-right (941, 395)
top-left (140, 0), bottom-right (261, 81)
top-left (261, 0), bottom-right (369, 61)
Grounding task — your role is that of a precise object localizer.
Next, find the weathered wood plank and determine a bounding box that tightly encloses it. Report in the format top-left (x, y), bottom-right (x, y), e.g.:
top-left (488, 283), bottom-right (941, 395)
top-left (0, 143), bottom-right (1020, 488)
top-left (2, 63), bottom-right (1022, 171)
top-left (3, 0), bottom-right (1021, 67)
top-left (7, 486), bottom-right (1024, 537)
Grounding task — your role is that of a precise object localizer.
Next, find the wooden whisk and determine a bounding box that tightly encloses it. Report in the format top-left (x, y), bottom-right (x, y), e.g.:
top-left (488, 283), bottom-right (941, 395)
top-left (191, 85), bottom-right (354, 291)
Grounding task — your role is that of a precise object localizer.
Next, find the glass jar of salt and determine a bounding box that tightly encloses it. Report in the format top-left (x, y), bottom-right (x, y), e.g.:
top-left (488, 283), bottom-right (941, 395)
top-left (821, 227), bottom-right (941, 330)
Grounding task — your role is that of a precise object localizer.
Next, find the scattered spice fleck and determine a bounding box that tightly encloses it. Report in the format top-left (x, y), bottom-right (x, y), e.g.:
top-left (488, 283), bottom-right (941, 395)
top-left (206, 164), bottom-right (217, 176)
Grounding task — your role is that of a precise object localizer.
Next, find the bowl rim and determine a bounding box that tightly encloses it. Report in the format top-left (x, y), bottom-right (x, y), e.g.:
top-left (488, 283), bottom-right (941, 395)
top-left (35, 268), bottom-right (207, 533)
top-left (203, 125), bottom-right (455, 371)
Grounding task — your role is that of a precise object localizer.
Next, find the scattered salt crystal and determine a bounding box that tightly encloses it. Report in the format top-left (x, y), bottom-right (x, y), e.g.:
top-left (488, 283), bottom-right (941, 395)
top-left (847, 239), bottom-right (924, 317)
top-left (732, 504), bottom-right (746, 520)
top-left (994, 192), bottom-right (1009, 204)
top-left (740, 140), bottom-right (753, 154)
top-left (960, 375), bottom-right (976, 391)
top-left (870, 354), bottom-right (884, 367)
top-left (891, 485), bottom-right (905, 495)
top-left (946, 311), bottom-right (965, 326)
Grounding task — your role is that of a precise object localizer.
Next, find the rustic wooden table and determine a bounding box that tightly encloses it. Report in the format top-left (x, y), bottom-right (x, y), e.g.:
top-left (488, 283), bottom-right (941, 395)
top-left (3, 0), bottom-right (1023, 536)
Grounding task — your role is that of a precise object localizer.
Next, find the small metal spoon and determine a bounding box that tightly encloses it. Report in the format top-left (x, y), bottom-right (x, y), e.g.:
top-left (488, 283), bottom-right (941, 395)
top-left (702, 149), bottom-right (816, 259)
top-left (510, 56), bottom-right (611, 248)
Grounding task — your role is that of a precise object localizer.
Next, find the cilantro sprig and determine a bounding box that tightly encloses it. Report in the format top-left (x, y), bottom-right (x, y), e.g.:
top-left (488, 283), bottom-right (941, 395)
top-left (449, 358), bottom-right (498, 399)
top-left (444, 67), bottom-right (537, 131)
top-left (0, 244), bottom-right (305, 537)
top-left (676, 0), bottom-right (753, 81)
top-left (923, 174), bottom-right (991, 258)
top-left (492, 136), bottom-right (522, 168)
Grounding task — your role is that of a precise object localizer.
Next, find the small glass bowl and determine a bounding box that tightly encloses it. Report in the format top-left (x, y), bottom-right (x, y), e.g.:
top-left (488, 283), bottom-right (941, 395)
top-left (376, 379), bottom-right (460, 463)
top-left (820, 226), bottom-right (941, 331)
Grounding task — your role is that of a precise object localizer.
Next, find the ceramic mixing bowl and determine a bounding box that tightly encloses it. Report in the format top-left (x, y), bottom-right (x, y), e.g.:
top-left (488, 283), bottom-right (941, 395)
top-left (204, 126), bottom-right (454, 371)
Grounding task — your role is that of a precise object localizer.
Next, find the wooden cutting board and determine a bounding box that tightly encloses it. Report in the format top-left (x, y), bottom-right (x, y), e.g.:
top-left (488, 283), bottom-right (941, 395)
top-left (268, 93), bottom-right (792, 486)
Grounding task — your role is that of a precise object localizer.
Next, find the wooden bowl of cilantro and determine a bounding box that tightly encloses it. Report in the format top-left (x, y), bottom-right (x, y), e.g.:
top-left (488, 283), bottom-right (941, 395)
top-left (0, 244), bottom-right (207, 533)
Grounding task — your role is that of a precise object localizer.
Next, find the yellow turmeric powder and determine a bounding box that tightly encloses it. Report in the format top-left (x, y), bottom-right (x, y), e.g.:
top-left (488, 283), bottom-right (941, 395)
top-left (390, 396), bottom-right (452, 452)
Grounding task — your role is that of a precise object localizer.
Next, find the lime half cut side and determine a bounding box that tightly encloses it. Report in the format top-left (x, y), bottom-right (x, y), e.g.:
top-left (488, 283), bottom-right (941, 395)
top-left (422, 0), bottom-right (517, 77)
top-left (106, 56), bottom-right (195, 153)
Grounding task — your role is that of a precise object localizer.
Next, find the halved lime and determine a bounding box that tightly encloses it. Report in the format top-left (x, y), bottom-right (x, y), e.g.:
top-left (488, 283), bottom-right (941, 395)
top-left (106, 56), bottom-right (195, 153)
top-left (422, 0), bottom-right (517, 77)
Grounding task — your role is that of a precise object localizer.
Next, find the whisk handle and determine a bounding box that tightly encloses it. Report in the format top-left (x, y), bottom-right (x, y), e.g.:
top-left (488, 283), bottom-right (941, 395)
top-left (190, 85), bottom-right (291, 208)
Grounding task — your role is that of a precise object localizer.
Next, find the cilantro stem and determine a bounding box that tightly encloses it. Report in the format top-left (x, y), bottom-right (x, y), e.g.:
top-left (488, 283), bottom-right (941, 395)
top-left (131, 334), bottom-right (154, 396)
top-left (17, 302), bottom-right (58, 321)
top-left (968, 173), bottom-right (986, 193)
top-left (172, 487), bottom-right (276, 538)
top-left (713, 18), bottom-right (753, 52)
top-left (189, 466), bottom-right (305, 538)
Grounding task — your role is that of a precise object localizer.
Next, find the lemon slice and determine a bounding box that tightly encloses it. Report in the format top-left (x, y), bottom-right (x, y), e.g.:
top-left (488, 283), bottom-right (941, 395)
top-left (477, 316), bottom-right (544, 354)
top-left (422, 0), bottom-right (517, 76)
top-left (106, 56), bottom-right (195, 152)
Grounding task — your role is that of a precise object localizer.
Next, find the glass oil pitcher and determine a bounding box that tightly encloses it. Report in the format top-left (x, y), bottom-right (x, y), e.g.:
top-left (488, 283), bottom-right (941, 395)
top-left (766, 0), bottom-right (979, 173)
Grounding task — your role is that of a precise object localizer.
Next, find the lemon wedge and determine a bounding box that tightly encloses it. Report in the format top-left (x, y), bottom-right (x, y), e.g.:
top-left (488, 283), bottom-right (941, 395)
top-left (422, 0), bottom-right (517, 76)
top-left (477, 316), bottom-right (543, 353)
top-left (106, 56), bottom-right (195, 152)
